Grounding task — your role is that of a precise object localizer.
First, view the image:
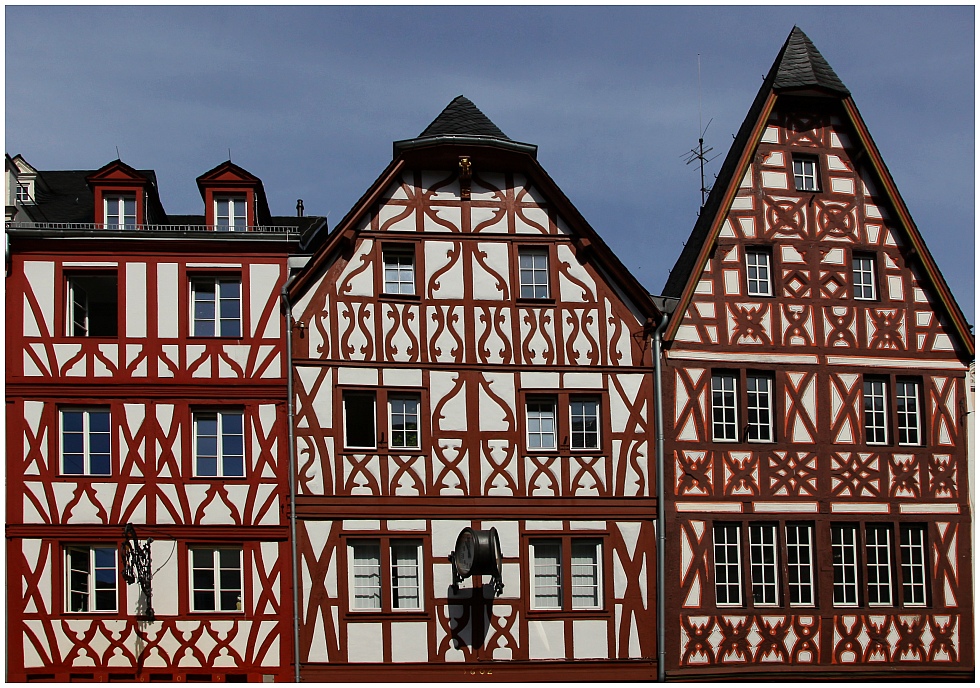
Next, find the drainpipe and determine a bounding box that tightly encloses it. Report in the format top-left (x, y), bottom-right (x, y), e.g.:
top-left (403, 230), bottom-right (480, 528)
top-left (652, 313), bottom-right (669, 683)
top-left (282, 287), bottom-right (301, 683)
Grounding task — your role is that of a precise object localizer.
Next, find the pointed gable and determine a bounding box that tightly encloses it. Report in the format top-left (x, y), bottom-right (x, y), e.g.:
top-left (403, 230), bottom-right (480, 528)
top-left (85, 159), bottom-right (166, 226)
top-left (196, 160), bottom-right (271, 226)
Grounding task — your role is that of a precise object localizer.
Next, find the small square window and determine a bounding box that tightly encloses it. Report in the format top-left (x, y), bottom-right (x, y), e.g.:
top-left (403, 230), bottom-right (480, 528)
top-left (104, 194), bottom-right (137, 229)
top-left (383, 249), bottom-right (416, 295)
top-left (67, 274), bottom-right (118, 337)
top-left (519, 248), bottom-right (550, 299)
top-left (191, 548), bottom-right (243, 612)
top-left (389, 395), bottom-right (420, 449)
top-left (193, 410), bottom-right (245, 477)
top-left (16, 183), bottom-right (32, 204)
top-left (745, 249), bottom-right (773, 297)
top-left (793, 156), bottom-right (819, 192)
top-left (853, 255), bottom-right (877, 301)
top-left (192, 277), bottom-right (242, 337)
top-left (66, 545), bottom-right (118, 613)
top-left (61, 408), bottom-right (111, 476)
top-left (215, 196), bottom-right (248, 231)
top-left (526, 399), bottom-right (557, 450)
top-left (569, 398), bottom-right (600, 450)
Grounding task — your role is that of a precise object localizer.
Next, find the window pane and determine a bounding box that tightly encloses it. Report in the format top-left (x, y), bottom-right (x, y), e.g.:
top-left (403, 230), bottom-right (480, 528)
top-left (896, 380), bottom-right (921, 446)
top-left (832, 525), bottom-right (859, 606)
top-left (749, 524), bottom-right (778, 606)
top-left (391, 542), bottom-right (420, 609)
top-left (711, 374), bottom-right (738, 441)
top-left (519, 249), bottom-right (549, 299)
top-left (352, 542), bottom-right (382, 609)
top-left (786, 525), bottom-right (814, 606)
top-left (713, 524), bottom-right (741, 605)
top-left (570, 399), bottom-right (600, 450)
top-left (864, 379), bottom-right (888, 444)
top-left (532, 541), bottom-right (561, 609)
top-left (571, 541), bottom-right (601, 609)
top-left (527, 401), bottom-right (556, 450)
top-left (901, 526), bottom-right (927, 606)
top-left (344, 393), bottom-right (376, 448)
top-left (866, 526), bottom-right (892, 606)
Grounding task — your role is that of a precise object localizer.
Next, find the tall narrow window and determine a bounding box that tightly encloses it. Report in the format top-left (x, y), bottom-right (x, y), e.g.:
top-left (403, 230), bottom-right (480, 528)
top-left (745, 373), bottom-right (774, 442)
top-left (749, 524), bottom-right (778, 606)
top-left (865, 525), bottom-right (893, 606)
top-left (193, 410), bottom-right (245, 477)
top-left (526, 399), bottom-right (557, 450)
top-left (711, 373), bottom-right (738, 442)
top-left (831, 525), bottom-right (859, 606)
top-left (570, 541), bottom-right (602, 609)
top-left (896, 380), bottom-right (922, 446)
top-left (793, 156), bottom-right (819, 192)
top-left (853, 255), bottom-right (877, 301)
top-left (785, 524), bottom-right (814, 606)
top-left (61, 408), bottom-right (111, 476)
top-left (390, 541), bottom-right (421, 609)
top-left (519, 248), bottom-right (550, 299)
top-left (900, 525), bottom-right (928, 607)
top-left (383, 248), bottom-right (416, 295)
top-left (569, 398), bottom-right (600, 450)
top-left (350, 541), bottom-right (382, 610)
top-left (215, 196), bottom-right (247, 231)
top-left (713, 524), bottom-right (742, 606)
top-left (190, 548), bottom-right (243, 612)
top-left (67, 274), bottom-right (118, 337)
top-left (388, 395), bottom-right (420, 450)
top-left (104, 194), bottom-right (136, 229)
top-left (192, 277), bottom-right (241, 337)
top-left (531, 541), bottom-right (562, 609)
top-left (344, 392), bottom-right (377, 449)
top-left (864, 378), bottom-right (888, 445)
top-left (745, 249), bottom-right (773, 297)
top-left (66, 546), bottom-right (118, 613)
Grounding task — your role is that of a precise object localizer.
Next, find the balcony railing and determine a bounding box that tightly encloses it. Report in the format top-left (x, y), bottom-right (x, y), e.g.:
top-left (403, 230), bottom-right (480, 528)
top-left (5, 221), bottom-right (299, 234)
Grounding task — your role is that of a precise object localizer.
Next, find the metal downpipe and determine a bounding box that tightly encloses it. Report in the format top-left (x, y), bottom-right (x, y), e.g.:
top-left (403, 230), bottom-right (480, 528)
top-left (653, 314), bottom-right (669, 682)
top-left (282, 288), bottom-right (302, 682)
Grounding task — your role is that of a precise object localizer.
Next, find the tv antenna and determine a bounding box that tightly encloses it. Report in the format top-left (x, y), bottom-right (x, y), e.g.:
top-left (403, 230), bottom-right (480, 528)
top-left (682, 54), bottom-right (721, 208)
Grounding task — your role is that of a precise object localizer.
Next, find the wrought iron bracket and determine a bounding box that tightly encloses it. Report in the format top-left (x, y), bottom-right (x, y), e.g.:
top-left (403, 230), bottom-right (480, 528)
top-left (121, 523), bottom-right (155, 622)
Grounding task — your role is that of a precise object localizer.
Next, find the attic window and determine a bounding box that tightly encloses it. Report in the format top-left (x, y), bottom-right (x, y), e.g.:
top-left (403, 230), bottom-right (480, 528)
top-left (105, 194), bottom-right (137, 229)
top-left (215, 195), bottom-right (248, 231)
top-left (792, 156), bottom-right (819, 192)
top-left (16, 183), bottom-right (33, 204)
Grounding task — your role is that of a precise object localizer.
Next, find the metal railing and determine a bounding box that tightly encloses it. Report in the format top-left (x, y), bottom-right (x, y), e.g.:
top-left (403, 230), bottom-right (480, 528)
top-left (5, 221), bottom-right (299, 234)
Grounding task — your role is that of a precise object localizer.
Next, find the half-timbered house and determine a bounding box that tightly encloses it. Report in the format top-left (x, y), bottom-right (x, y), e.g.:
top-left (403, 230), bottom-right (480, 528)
top-left (660, 28), bottom-right (974, 680)
top-left (285, 96), bottom-right (664, 680)
top-left (5, 157), bottom-right (325, 682)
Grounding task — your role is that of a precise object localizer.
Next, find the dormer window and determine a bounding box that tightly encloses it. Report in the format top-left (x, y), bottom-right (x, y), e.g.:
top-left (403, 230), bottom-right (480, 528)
top-left (105, 194), bottom-right (137, 229)
top-left (16, 183), bottom-right (33, 204)
top-left (215, 195), bottom-right (248, 231)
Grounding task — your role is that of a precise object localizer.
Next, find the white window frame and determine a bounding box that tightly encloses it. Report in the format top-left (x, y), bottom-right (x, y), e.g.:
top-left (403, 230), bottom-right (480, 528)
top-left (348, 539), bottom-right (423, 612)
top-left (104, 193), bottom-right (137, 229)
top-left (853, 255), bottom-right (877, 301)
top-left (65, 545), bottom-right (118, 613)
top-left (530, 538), bottom-right (602, 611)
top-left (16, 182), bottom-right (33, 204)
top-left (785, 524), bottom-right (815, 607)
top-left (193, 410), bottom-right (246, 478)
top-left (190, 547), bottom-right (243, 613)
top-left (864, 378), bottom-right (888, 445)
top-left (68, 277), bottom-right (90, 336)
top-left (865, 525), bottom-right (893, 606)
top-left (711, 373), bottom-right (738, 442)
top-left (745, 373), bottom-right (774, 442)
top-left (713, 524), bottom-right (742, 606)
top-left (214, 195), bottom-right (248, 231)
top-left (530, 540), bottom-right (562, 609)
top-left (388, 395), bottom-right (421, 450)
top-left (896, 380), bottom-right (922, 446)
top-left (389, 540), bottom-right (422, 610)
top-left (191, 276), bottom-right (242, 337)
top-left (793, 156), bottom-right (819, 192)
top-left (900, 525), bottom-right (928, 607)
top-left (569, 398), bottom-right (600, 451)
top-left (745, 249), bottom-right (773, 297)
top-left (343, 391), bottom-right (377, 450)
top-left (748, 524), bottom-right (779, 606)
top-left (831, 525), bottom-right (859, 607)
top-left (382, 248), bottom-right (416, 295)
top-left (61, 408), bottom-right (112, 476)
top-left (518, 247), bottom-right (550, 299)
top-left (570, 540), bottom-right (602, 610)
top-left (526, 399), bottom-right (557, 450)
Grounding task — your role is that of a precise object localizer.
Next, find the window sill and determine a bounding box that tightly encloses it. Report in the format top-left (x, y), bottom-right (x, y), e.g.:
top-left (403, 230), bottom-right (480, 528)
top-left (379, 293), bottom-right (420, 303)
top-left (516, 298), bottom-right (556, 307)
top-left (526, 608), bottom-right (610, 620)
top-left (344, 610), bottom-right (430, 620)
top-left (191, 475), bottom-right (248, 481)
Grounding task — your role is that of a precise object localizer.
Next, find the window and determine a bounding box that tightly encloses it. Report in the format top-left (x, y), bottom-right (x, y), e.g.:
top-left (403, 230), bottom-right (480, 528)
top-left (865, 525), bottom-right (893, 606)
top-left (191, 277), bottom-right (241, 337)
top-left (863, 378), bottom-right (888, 445)
top-left (388, 396), bottom-right (420, 450)
top-left (570, 398), bottom-right (600, 450)
top-left (792, 156), bottom-right (819, 192)
top-left (382, 248), bottom-right (415, 295)
top-left (831, 525), bottom-right (859, 606)
top-left (713, 524), bottom-right (742, 606)
top-left (16, 183), bottom-right (32, 203)
top-left (61, 408), bottom-right (111, 475)
top-left (745, 249), bottom-right (773, 297)
top-left (66, 546), bottom-right (117, 612)
top-left (104, 194), bottom-right (137, 229)
top-left (193, 410), bottom-right (245, 477)
top-left (190, 548), bottom-right (243, 612)
top-left (711, 373), bottom-right (738, 442)
top-left (896, 380), bottom-right (922, 446)
top-left (348, 539), bottom-right (422, 611)
top-left (745, 373), bottom-right (774, 442)
top-left (344, 391), bottom-right (377, 449)
top-left (67, 273), bottom-right (118, 337)
top-left (900, 525), bottom-right (928, 606)
top-left (215, 196), bottom-right (247, 231)
top-left (785, 524), bottom-right (815, 606)
top-left (518, 248), bottom-right (549, 299)
top-left (852, 254), bottom-right (877, 300)
top-left (526, 399), bottom-right (557, 450)
top-left (748, 524), bottom-right (778, 606)
top-left (530, 539), bottom-right (602, 611)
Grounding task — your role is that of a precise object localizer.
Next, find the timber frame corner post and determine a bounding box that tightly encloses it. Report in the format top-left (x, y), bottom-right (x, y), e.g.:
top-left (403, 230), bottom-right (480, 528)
top-left (121, 523), bottom-right (155, 622)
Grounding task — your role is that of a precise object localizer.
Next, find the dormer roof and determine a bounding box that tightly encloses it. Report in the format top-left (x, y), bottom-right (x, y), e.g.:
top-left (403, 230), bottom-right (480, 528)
top-left (196, 160), bottom-right (272, 224)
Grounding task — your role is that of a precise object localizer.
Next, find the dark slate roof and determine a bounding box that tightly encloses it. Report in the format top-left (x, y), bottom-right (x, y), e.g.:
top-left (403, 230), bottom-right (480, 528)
top-left (773, 27), bottom-right (850, 95)
top-left (662, 27), bottom-right (848, 297)
top-left (24, 170), bottom-right (95, 223)
top-left (418, 96), bottom-right (510, 139)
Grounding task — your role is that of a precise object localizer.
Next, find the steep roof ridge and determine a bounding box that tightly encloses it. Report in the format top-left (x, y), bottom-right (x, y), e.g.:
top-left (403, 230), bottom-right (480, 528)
top-left (418, 95), bottom-right (510, 140)
top-left (773, 26), bottom-right (850, 95)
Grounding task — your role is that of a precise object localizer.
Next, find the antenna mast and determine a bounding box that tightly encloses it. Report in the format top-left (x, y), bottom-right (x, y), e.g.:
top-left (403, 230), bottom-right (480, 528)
top-left (682, 54), bottom-right (720, 208)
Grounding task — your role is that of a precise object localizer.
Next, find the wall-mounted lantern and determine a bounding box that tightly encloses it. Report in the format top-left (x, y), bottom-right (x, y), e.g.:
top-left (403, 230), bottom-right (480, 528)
top-left (448, 527), bottom-right (504, 596)
top-left (120, 523), bottom-right (155, 621)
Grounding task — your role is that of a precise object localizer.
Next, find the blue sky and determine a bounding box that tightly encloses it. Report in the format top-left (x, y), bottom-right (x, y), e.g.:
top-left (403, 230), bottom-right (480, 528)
top-left (6, 5), bottom-right (975, 318)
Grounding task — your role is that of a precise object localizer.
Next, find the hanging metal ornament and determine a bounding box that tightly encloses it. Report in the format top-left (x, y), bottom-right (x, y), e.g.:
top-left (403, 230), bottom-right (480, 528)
top-left (120, 523), bottom-right (155, 622)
